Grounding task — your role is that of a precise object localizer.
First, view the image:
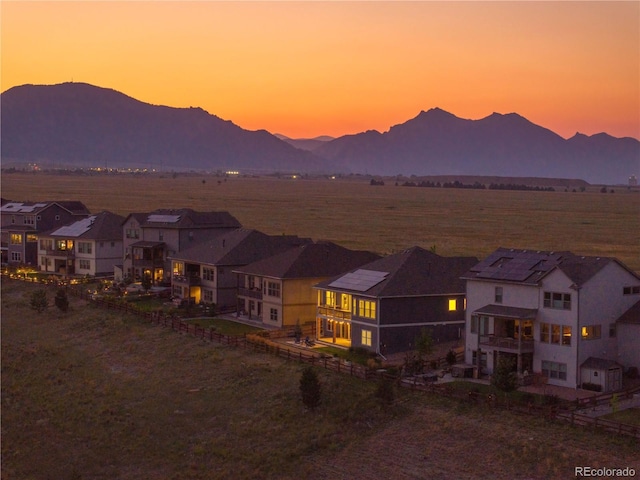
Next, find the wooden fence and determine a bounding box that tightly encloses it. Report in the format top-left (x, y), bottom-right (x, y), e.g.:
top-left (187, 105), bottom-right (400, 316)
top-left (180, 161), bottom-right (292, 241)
top-left (575, 386), bottom-right (640, 409)
top-left (557, 411), bottom-right (640, 439)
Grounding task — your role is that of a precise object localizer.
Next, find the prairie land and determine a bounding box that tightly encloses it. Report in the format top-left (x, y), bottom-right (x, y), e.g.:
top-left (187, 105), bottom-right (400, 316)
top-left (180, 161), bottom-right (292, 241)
top-left (2, 172), bottom-right (639, 271)
top-left (2, 280), bottom-right (639, 479)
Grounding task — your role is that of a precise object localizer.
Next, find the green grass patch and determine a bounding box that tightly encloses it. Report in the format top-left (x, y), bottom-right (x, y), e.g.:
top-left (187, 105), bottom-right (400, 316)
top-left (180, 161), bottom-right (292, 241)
top-left (186, 317), bottom-right (262, 335)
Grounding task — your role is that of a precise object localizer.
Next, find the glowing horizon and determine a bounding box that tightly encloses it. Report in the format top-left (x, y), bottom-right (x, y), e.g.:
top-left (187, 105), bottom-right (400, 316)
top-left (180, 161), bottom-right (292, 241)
top-left (2, 1), bottom-right (638, 140)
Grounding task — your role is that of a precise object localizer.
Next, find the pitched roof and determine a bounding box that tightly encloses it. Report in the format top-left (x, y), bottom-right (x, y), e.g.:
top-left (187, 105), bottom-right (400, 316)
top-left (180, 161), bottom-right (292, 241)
top-left (0, 201), bottom-right (90, 216)
top-left (233, 241), bottom-right (380, 279)
top-left (462, 247), bottom-right (637, 286)
top-left (581, 357), bottom-right (622, 370)
top-left (617, 300), bottom-right (640, 325)
top-left (316, 246), bottom-right (478, 297)
top-left (472, 304), bottom-right (538, 319)
top-left (44, 211), bottom-right (125, 240)
top-left (170, 229), bottom-right (310, 266)
top-left (143, 208), bottom-right (241, 229)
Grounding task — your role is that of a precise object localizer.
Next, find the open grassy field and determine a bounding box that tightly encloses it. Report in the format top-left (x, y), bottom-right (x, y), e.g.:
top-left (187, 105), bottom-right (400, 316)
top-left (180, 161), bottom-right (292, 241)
top-left (2, 280), bottom-right (639, 479)
top-left (2, 172), bottom-right (639, 271)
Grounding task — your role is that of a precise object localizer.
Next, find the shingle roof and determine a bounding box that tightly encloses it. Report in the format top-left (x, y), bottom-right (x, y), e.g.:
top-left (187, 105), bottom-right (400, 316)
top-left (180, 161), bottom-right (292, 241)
top-left (0, 200), bottom-right (90, 216)
top-left (233, 241), bottom-right (380, 279)
top-left (170, 229), bottom-right (310, 266)
top-left (472, 304), bottom-right (538, 319)
top-left (617, 300), bottom-right (640, 325)
top-left (141, 208), bottom-right (241, 229)
top-left (581, 357), bottom-right (622, 370)
top-left (44, 211), bottom-right (125, 240)
top-left (462, 247), bottom-right (637, 287)
top-left (316, 246), bottom-right (478, 297)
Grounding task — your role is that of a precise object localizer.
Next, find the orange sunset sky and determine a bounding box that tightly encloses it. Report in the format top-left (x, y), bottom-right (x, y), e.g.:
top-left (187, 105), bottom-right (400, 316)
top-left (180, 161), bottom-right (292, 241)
top-left (1, 1), bottom-right (639, 140)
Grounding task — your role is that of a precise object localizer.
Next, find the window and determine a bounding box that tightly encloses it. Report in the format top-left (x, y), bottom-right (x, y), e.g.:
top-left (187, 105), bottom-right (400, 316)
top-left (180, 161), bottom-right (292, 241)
top-left (270, 308), bottom-right (278, 322)
top-left (494, 287), bottom-right (503, 304)
top-left (540, 323), bottom-right (549, 342)
top-left (202, 289), bottom-right (214, 303)
top-left (55, 215), bottom-right (60, 221)
top-left (79, 259), bottom-right (91, 270)
top-left (581, 325), bottom-right (601, 340)
top-left (173, 262), bottom-right (184, 276)
top-left (544, 291), bottom-right (571, 310)
top-left (27, 234), bottom-right (37, 243)
top-left (551, 324), bottom-right (560, 344)
top-left (562, 326), bottom-right (572, 346)
top-left (159, 231), bottom-right (164, 241)
top-left (202, 267), bottom-right (215, 281)
top-left (541, 361), bottom-right (567, 380)
top-left (188, 231), bottom-right (194, 241)
top-left (470, 315), bottom-right (489, 335)
top-left (358, 300), bottom-right (376, 319)
top-left (609, 323), bottom-right (616, 338)
top-left (11, 252), bottom-right (22, 262)
top-left (325, 290), bottom-right (336, 307)
top-left (10, 234), bottom-right (23, 245)
top-left (267, 282), bottom-right (281, 298)
top-left (623, 286), bottom-right (640, 295)
top-left (472, 350), bottom-right (487, 368)
top-left (125, 228), bottom-right (139, 239)
top-left (24, 215), bottom-right (35, 225)
top-left (40, 239), bottom-right (53, 251)
top-left (77, 242), bottom-right (92, 254)
top-left (448, 299), bottom-right (457, 311)
top-left (361, 330), bottom-right (372, 347)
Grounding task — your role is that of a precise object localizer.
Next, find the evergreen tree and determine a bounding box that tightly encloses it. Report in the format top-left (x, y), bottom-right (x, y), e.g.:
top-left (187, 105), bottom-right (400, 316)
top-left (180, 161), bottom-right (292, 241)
top-left (54, 288), bottom-right (69, 312)
top-left (299, 366), bottom-right (321, 410)
top-left (30, 289), bottom-right (48, 313)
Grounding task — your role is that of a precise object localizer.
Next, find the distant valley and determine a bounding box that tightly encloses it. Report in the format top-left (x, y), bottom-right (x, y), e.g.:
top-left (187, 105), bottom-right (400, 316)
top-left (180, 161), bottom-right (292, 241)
top-left (1, 82), bottom-right (638, 184)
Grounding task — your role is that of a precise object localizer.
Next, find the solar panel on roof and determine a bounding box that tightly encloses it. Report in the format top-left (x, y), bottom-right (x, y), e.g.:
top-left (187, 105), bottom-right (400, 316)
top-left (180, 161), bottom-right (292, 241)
top-left (147, 214), bottom-right (181, 223)
top-left (328, 269), bottom-right (389, 292)
top-left (51, 216), bottom-right (96, 237)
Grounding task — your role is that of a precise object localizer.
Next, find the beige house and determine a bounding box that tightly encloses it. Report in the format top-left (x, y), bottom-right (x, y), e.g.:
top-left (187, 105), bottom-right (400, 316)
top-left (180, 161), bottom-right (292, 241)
top-left (38, 211), bottom-right (124, 278)
top-left (233, 242), bottom-right (379, 328)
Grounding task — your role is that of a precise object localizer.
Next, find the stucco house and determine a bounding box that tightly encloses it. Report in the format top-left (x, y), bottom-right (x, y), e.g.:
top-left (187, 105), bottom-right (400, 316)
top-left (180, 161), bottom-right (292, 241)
top-left (463, 248), bottom-right (640, 392)
top-left (120, 209), bottom-right (241, 284)
top-left (38, 211), bottom-right (125, 277)
top-left (233, 241), bottom-right (379, 328)
top-left (313, 246), bottom-right (479, 355)
top-left (169, 229), bottom-right (310, 308)
top-left (1, 201), bottom-right (90, 267)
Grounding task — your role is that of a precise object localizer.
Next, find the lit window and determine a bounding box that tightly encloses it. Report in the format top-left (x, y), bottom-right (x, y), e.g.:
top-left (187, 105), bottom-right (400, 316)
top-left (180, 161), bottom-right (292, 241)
top-left (325, 291), bottom-right (336, 307)
top-left (10, 234), bottom-right (23, 245)
top-left (361, 330), bottom-right (372, 347)
top-left (448, 299), bottom-right (457, 311)
top-left (358, 300), bottom-right (376, 319)
top-left (27, 234), bottom-right (38, 243)
top-left (562, 326), bottom-right (571, 346)
top-left (551, 325), bottom-right (560, 344)
top-left (581, 325), bottom-right (601, 340)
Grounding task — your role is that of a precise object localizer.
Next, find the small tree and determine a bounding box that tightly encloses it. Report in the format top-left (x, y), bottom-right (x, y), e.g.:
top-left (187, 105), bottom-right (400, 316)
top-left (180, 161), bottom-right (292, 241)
top-left (299, 366), bottom-right (321, 411)
top-left (415, 328), bottom-right (433, 358)
top-left (491, 356), bottom-right (518, 392)
top-left (54, 288), bottom-right (69, 312)
top-left (141, 273), bottom-right (152, 292)
top-left (30, 289), bottom-right (48, 313)
top-left (375, 377), bottom-right (395, 410)
top-left (446, 349), bottom-right (457, 367)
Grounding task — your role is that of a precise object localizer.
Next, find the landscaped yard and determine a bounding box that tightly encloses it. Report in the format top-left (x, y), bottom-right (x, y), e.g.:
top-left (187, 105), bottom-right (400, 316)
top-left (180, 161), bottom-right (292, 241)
top-left (3, 280), bottom-right (638, 480)
top-left (186, 317), bottom-right (262, 335)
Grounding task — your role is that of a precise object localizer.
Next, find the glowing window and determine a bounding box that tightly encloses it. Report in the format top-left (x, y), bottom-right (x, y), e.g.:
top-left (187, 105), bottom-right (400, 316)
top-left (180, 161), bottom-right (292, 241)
top-left (448, 299), bottom-right (457, 311)
top-left (361, 330), bottom-right (372, 347)
top-left (358, 300), bottom-right (376, 319)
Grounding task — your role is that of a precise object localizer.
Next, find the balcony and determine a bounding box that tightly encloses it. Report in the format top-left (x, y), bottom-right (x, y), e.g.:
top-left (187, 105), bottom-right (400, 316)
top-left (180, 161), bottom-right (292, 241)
top-left (173, 274), bottom-right (201, 286)
top-left (317, 306), bottom-right (352, 321)
top-left (479, 335), bottom-right (534, 353)
top-left (238, 287), bottom-right (263, 300)
top-left (45, 249), bottom-right (75, 259)
top-left (132, 258), bottom-right (165, 269)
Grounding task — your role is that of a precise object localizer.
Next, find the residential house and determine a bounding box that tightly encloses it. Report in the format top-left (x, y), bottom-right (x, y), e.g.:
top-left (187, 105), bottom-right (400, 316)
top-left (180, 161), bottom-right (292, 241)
top-left (233, 242), bottom-right (380, 328)
top-left (313, 246), bottom-right (478, 354)
top-left (169, 229), bottom-right (310, 308)
top-left (616, 300), bottom-right (640, 376)
top-left (463, 248), bottom-right (640, 392)
top-left (1, 201), bottom-right (90, 266)
top-left (120, 209), bottom-right (241, 284)
top-left (38, 211), bottom-right (125, 277)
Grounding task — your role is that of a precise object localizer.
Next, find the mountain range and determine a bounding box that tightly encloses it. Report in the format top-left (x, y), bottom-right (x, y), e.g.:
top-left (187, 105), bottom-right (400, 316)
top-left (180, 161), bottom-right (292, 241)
top-left (2, 82), bottom-right (638, 184)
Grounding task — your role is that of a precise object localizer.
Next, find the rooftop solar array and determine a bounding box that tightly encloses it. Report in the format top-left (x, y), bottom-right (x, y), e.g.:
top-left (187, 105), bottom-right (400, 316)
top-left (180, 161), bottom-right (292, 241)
top-left (473, 250), bottom-right (564, 282)
top-left (1, 202), bottom-right (48, 213)
top-left (147, 214), bottom-right (181, 223)
top-left (328, 269), bottom-right (389, 292)
top-left (50, 216), bottom-right (96, 237)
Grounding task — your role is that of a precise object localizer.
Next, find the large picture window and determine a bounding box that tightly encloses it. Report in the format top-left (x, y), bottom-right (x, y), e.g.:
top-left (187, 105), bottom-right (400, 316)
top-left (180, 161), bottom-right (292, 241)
top-left (358, 300), bottom-right (376, 319)
top-left (541, 361), bottom-right (567, 380)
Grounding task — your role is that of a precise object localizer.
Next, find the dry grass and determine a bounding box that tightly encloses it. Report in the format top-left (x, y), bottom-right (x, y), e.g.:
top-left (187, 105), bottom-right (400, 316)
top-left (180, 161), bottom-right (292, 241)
top-left (3, 172), bottom-right (639, 271)
top-left (2, 280), bottom-right (639, 479)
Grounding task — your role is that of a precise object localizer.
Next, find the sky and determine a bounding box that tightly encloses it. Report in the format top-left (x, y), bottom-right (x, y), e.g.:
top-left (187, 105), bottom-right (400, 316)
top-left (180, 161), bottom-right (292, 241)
top-left (2, 1), bottom-right (639, 140)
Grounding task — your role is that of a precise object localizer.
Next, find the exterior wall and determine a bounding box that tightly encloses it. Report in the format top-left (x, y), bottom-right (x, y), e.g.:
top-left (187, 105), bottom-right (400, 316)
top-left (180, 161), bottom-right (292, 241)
top-left (214, 265), bottom-right (240, 308)
top-left (261, 277), bottom-right (284, 328)
top-left (281, 277), bottom-right (323, 327)
top-left (122, 217), bottom-right (142, 277)
top-left (617, 324), bottom-right (640, 372)
top-left (93, 239), bottom-right (123, 276)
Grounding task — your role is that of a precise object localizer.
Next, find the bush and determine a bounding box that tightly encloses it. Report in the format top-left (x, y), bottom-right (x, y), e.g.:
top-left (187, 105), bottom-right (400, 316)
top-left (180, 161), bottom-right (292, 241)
top-left (29, 289), bottom-right (48, 313)
top-left (375, 378), bottom-right (395, 409)
top-left (491, 356), bottom-right (518, 392)
top-left (446, 349), bottom-right (457, 366)
top-left (299, 366), bottom-right (321, 410)
top-left (54, 288), bottom-right (69, 312)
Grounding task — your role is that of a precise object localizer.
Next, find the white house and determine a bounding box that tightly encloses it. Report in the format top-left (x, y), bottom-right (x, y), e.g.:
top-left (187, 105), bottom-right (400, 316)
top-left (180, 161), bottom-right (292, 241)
top-left (463, 248), bottom-right (640, 392)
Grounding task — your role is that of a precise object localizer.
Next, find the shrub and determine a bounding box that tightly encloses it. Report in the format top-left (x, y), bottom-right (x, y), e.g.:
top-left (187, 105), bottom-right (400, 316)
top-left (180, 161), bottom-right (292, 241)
top-left (54, 288), bottom-right (69, 312)
top-left (29, 289), bottom-right (48, 313)
top-left (299, 366), bottom-right (321, 411)
top-left (491, 356), bottom-right (518, 392)
top-left (375, 378), bottom-right (395, 409)
top-left (446, 349), bottom-right (457, 366)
